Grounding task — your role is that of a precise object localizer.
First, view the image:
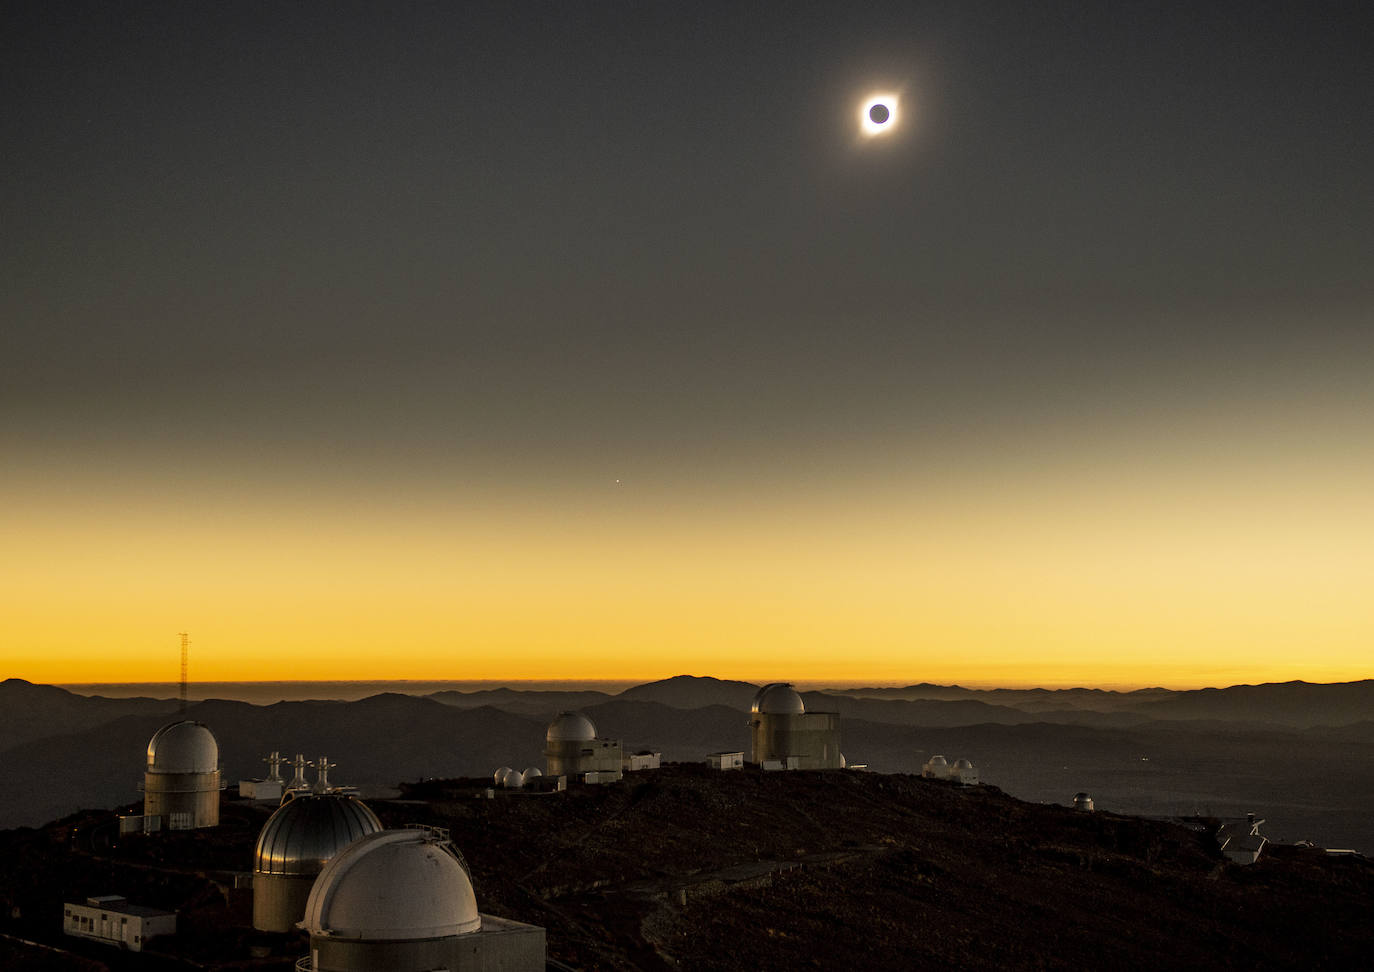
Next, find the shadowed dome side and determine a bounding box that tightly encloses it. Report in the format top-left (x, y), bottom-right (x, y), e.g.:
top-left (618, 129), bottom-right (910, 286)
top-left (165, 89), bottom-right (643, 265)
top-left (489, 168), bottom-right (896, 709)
top-left (546, 711), bottom-right (596, 743)
top-left (303, 829), bottom-right (480, 940)
top-left (146, 720), bottom-right (219, 774)
top-left (751, 683), bottom-right (805, 715)
top-left (254, 794), bottom-right (382, 876)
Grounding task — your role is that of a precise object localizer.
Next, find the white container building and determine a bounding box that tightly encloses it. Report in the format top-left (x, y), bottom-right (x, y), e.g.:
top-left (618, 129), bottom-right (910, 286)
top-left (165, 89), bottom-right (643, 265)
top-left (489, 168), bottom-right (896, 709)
top-left (64, 895), bottom-right (176, 952)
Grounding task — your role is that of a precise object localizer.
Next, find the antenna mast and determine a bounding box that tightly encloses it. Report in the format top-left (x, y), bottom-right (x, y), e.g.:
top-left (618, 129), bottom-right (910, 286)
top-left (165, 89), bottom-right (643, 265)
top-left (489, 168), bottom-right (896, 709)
top-left (178, 632), bottom-right (189, 713)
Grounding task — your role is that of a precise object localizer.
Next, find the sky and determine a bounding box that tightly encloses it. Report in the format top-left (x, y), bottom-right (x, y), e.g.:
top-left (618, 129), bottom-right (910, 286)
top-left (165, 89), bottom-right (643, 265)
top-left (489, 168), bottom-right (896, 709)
top-left (4, 1), bottom-right (1373, 688)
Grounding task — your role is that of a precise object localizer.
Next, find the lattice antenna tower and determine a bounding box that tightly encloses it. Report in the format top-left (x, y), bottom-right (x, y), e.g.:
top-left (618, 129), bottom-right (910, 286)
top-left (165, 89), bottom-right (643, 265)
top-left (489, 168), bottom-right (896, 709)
top-left (178, 632), bottom-right (190, 713)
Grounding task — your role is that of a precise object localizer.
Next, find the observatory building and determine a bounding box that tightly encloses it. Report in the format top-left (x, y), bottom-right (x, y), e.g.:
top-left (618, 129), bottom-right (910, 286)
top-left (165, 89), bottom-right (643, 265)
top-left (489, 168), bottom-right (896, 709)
top-left (252, 792), bottom-right (383, 933)
top-left (544, 712), bottom-right (623, 782)
top-left (301, 827), bottom-right (544, 971)
top-left (748, 683), bottom-right (842, 770)
top-left (951, 758), bottom-right (979, 785)
top-left (141, 720), bottom-right (222, 829)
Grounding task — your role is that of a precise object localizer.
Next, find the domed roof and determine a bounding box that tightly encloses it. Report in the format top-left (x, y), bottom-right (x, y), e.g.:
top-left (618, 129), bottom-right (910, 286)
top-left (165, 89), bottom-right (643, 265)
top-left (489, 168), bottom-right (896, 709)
top-left (494, 767), bottom-right (523, 787)
top-left (254, 793), bottom-right (382, 876)
top-left (953, 758), bottom-right (975, 769)
top-left (146, 720), bottom-right (219, 774)
top-left (522, 766), bottom-right (543, 779)
top-left (546, 711), bottom-right (596, 743)
top-left (752, 684), bottom-right (802, 714)
top-left (751, 683), bottom-right (805, 715)
top-left (927, 755), bottom-right (948, 767)
top-left (303, 829), bottom-right (480, 940)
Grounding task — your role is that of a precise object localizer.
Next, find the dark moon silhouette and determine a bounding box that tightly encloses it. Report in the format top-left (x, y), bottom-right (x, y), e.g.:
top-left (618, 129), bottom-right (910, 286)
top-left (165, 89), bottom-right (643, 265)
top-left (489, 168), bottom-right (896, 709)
top-left (869, 103), bottom-right (890, 124)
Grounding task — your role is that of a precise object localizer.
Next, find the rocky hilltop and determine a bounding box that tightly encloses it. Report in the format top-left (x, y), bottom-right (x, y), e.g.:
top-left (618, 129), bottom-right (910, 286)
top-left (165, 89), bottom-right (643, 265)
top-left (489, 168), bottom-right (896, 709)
top-left (1, 764), bottom-right (1371, 970)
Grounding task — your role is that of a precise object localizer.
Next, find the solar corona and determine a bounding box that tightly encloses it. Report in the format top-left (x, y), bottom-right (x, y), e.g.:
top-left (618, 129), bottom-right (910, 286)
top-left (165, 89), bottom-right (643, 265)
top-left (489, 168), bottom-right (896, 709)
top-left (860, 93), bottom-right (898, 135)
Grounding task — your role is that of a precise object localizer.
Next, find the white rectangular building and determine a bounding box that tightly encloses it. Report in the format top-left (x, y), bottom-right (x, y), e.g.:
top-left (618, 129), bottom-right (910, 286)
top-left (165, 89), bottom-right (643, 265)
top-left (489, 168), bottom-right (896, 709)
top-left (706, 751), bottom-right (744, 770)
top-left (239, 779), bottom-right (283, 802)
top-left (624, 751), bottom-right (662, 771)
top-left (64, 895), bottom-right (176, 952)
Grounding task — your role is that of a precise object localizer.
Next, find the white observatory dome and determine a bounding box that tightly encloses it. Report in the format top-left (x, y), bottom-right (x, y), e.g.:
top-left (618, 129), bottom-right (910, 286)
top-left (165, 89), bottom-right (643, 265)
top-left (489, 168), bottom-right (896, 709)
top-left (953, 758), bottom-right (974, 770)
top-left (146, 720), bottom-right (219, 774)
top-left (254, 794), bottom-right (382, 876)
top-left (522, 766), bottom-right (543, 781)
top-left (304, 829), bottom-right (480, 940)
top-left (546, 712), bottom-right (597, 743)
top-left (494, 766), bottom-right (516, 787)
top-left (751, 683), bottom-right (806, 715)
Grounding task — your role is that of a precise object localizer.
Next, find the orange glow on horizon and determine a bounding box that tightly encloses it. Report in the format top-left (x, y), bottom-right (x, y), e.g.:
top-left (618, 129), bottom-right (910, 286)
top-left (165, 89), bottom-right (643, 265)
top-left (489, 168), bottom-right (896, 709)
top-left (5, 379), bottom-right (1372, 691)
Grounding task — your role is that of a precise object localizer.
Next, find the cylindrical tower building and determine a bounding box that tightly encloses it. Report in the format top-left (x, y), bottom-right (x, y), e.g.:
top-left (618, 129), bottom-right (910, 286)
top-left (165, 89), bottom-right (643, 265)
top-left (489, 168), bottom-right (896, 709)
top-left (544, 712), bottom-right (597, 776)
top-left (142, 720), bottom-right (222, 829)
top-left (252, 793), bottom-right (382, 933)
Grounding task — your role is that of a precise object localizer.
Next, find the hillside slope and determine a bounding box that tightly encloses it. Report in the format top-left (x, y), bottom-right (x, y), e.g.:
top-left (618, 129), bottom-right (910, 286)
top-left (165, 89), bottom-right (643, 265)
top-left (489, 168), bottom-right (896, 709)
top-left (2, 765), bottom-right (1371, 970)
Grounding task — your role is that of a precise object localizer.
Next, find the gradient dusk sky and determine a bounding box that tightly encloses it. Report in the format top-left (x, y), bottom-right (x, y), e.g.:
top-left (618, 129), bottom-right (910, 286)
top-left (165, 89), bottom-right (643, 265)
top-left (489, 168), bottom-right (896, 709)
top-left (4, 1), bottom-right (1373, 687)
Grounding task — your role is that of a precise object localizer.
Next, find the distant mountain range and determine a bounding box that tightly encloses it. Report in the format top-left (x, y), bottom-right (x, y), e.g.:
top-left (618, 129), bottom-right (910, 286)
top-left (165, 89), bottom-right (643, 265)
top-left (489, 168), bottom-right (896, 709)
top-left (2, 675), bottom-right (1373, 850)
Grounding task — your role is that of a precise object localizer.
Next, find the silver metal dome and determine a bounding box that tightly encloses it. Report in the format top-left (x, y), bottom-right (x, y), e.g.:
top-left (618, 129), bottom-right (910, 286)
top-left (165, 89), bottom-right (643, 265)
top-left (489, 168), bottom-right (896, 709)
top-left (254, 793), bottom-right (383, 876)
top-left (546, 711), bottom-right (596, 743)
top-left (751, 683), bottom-right (805, 715)
top-left (146, 720), bottom-right (219, 774)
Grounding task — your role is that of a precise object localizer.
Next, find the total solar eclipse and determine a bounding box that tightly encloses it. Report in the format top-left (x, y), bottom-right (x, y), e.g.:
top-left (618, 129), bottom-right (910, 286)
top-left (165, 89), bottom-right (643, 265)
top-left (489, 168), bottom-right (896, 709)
top-left (860, 93), bottom-right (898, 136)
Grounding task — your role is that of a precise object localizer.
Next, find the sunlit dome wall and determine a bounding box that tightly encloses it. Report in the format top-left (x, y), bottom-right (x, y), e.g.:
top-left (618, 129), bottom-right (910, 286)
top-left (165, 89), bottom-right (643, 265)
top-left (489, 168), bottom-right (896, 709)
top-left (748, 683), bottom-right (842, 770)
top-left (301, 827), bottom-right (544, 970)
top-left (141, 720), bottom-right (222, 830)
top-left (543, 712), bottom-right (623, 782)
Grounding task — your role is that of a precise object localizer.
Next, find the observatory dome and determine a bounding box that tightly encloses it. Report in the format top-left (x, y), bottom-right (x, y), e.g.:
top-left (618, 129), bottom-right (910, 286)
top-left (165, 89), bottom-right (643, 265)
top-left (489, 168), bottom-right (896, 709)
top-left (546, 712), bottom-right (597, 743)
top-left (254, 793), bottom-right (382, 876)
top-left (751, 683), bottom-right (806, 715)
top-left (953, 758), bottom-right (974, 770)
top-left (146, 720), bottom-right (219, 774)
top-left (304, 829), bottom-right (480, 940)
top-left (522, 766), bottom-right (543, 781)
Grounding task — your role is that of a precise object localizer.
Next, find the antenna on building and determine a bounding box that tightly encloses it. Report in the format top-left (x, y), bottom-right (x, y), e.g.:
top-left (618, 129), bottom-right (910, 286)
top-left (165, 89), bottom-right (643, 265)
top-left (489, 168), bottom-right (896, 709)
top-left (264, 751), bottom-right (284, 784)
top-left (178, 632), bottom-right (190, 713)
top-left (288, 754), bottom-right (310, 791)
top-left (309, 756), bottom-right (337, 793)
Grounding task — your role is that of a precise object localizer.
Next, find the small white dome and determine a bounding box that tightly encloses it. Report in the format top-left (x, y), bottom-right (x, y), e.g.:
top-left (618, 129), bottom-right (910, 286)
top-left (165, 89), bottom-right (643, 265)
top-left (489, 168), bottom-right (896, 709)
top-left (304, 829), bottom-right (480, 940)
top-left (547, 711), bottom-right (597, 743)
top-left (522, 766), bottom-right (543, 780)
top-left (494, 766), bottom-right (516, 786)
top-left (927, 755), bottom-right (948, 767)
top-left (146, 720), bottom-right (219, 774)
top-left (953, 758), bottom-right (975, 770)
top-left (751, 683), bottom-right (805, 715)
